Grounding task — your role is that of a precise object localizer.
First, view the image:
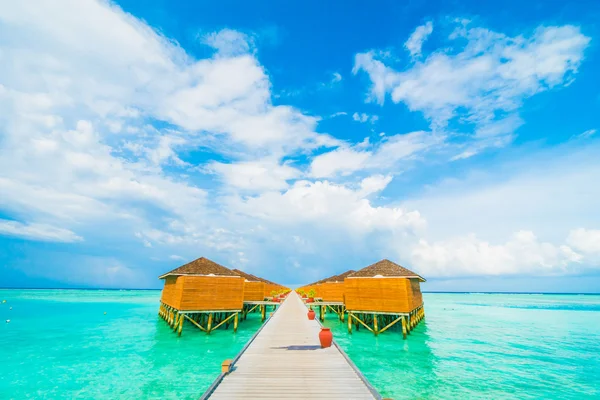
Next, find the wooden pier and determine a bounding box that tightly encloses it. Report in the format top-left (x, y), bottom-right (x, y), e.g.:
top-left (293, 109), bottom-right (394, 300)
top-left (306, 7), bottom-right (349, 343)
top-left (202, 292), bottom-right (380, 399)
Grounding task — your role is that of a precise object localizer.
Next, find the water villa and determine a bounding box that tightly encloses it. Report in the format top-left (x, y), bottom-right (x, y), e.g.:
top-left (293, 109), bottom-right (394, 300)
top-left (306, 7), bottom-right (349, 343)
top-left (344, 259), bottom-right (426, 337)
top-left (156, 257), bottom-right (424, 398)
top-left (231, 269), bottom-right (264, 301)
top-left (319, 270), bottom-right (356, 302)
top-left (157, 257), bottom-right (290, 335)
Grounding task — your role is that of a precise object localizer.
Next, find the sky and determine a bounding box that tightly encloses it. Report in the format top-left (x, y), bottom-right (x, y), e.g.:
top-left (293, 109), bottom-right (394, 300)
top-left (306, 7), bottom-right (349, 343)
top-left (0, 0), bottom-right (599, 292)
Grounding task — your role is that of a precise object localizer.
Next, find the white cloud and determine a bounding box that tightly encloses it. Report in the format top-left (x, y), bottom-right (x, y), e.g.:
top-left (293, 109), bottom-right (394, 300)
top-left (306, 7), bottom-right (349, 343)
top-left (354, 22), bottom-right (590, 152)
top-left (411, 230), bottom-right (584, 277)
top-left (398, 142), bottom-right (600, 277)
top-left (227, 178), bottom-right (425, 233)
top-left (359, 175), bottom-right (393, 196)
top-left (329, 111), bottom-right (348, 118)
top-left (309, 130), bottom-right (443, 177)
top-left (210, 159), bottom-right (301, 191)
top-left (0, 219), bottom-right (83, 243)
top-left (573, 129), bottom-right (596, 139)
top-left (567, 229), bottom-right (600, 255)
top-left (1, 2), bottom-right (597, 288)
top-left (403, 143), bottom-right (600, 243)
top-left (352, 112), bottom-right (378, 124)
top-left (0, 0), bottom-right (339, 250)
top-left (309, 147), bottom-right (370, 177)
top-left (332, 72), bottom-right (342, 83)
top-left (201, 28), bottom-right (254, 56)
top-left (405, 21), bottom-right (433, 58)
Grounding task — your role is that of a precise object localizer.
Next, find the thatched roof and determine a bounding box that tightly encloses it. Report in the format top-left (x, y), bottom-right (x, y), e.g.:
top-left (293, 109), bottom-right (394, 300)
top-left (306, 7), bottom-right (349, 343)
top-left (246, 273), bottom-right (280, 286)
top-left (324, 270), bottom-right (356, 283)
top-left (232, 269), bottom-right (262, 282)
top-left (348, 259), bottom-right (425, 281)
top-left (319, 274), bottom-right (341, 284)
top-left (158, 257), bottom-right (239, 279)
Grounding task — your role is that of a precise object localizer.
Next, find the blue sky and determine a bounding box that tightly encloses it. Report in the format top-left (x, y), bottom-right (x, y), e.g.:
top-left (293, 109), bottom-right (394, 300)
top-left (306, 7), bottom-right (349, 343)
top-left (1, 0), bottom-right (599, 291)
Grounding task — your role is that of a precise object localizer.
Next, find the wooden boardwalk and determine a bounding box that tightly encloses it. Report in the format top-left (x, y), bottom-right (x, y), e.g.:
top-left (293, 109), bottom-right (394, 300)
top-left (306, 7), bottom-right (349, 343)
top-left (203, 292), bottom-right (380, 399)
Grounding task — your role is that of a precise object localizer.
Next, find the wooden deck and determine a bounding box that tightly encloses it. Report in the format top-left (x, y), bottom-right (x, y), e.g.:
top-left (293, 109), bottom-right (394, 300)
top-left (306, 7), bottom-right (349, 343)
top-left (203, 292), bottom-right (380, 399)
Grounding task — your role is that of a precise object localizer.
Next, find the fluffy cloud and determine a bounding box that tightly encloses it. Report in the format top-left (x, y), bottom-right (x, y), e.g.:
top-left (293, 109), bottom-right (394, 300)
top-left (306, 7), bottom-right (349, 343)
top-left (1, 2), bottom-right (597, 288)
top-left (209, 159), bottom-right (302, 191)
top-left (309, 147), bottom-right (371, 177)
top-left (352, 112), bottom-right (378, 124)
top-left (0, 219), bottom-right (83, 243)
top-left (401, 142), bottom-right (600, 277)
top-left (354, 21), bottom-right (590, 156)
top-left (227, 176), bottom-right (425, 233)
top-left (405, 21), bottom-right (433, 58)
top-left (567, 229), bottom-right (600, 255)
top-left (411, 230), bottom-right (584, 277)
top-left (0, 0), bottom-right (336, 246)
top-left (309, 130), bottom-right (442, 177)
top-left (201, 28), bottom-right (255, 56)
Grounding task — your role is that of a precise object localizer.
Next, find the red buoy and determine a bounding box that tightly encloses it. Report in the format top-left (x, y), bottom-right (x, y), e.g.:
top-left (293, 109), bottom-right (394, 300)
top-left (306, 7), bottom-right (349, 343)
top-left (319, 327), bottom-right (333, 348)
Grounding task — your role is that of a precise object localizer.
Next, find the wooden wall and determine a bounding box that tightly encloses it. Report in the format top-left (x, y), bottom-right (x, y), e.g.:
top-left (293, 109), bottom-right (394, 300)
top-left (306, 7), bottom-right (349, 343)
top-left (160, 275), bottom-right (184, 309)
top-left (319, 282), bottom-right (344, 302)
top-left (410, 278), bottom-right (423, 309)
top-left (243, 281), bottom-right (265, 301)
top-left (344, 277), bottom-right (423, 313)
top-left (160, 275), bottom-right (245, 311)
top-left (264, 283), bottom-right (281, 298)
top-left (302, 285), bottom-right (320, 297)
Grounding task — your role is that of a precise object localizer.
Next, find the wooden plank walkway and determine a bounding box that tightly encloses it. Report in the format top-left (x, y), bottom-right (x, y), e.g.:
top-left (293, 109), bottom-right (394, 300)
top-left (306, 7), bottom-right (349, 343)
top-left (204, 291), bottom-right (380, 399)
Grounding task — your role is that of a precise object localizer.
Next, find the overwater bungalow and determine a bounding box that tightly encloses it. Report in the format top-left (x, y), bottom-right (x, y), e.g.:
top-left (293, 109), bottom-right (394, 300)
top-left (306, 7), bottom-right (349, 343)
top-left (318, 270), bottom-right (356, 302)
top-left (255, 276), bottom-right (284, 299)
top-left (158, 257), bottom-right (244, 335)
top-left (344, 259), bottom-right (426, 337)
top-left (231, 269), bottom-right (265, 301)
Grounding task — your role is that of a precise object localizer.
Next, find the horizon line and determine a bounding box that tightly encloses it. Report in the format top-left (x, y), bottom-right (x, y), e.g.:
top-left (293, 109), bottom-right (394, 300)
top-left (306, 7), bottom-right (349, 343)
top-left (1, 287), bottom-right (599, 295)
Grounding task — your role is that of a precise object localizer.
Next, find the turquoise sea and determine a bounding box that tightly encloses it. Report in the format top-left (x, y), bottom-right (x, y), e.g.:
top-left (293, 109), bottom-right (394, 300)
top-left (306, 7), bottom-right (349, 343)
top-left (1, 290), bottom-right (599, 399)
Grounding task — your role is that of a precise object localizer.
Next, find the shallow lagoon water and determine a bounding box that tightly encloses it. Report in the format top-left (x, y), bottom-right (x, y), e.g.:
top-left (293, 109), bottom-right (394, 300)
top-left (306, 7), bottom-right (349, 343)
top-left (324, 293), bottom-right (600, 399)
top-left (1, 290), bottom-right (599, 399)
top-left (0, 290), bottom-right (263, 399)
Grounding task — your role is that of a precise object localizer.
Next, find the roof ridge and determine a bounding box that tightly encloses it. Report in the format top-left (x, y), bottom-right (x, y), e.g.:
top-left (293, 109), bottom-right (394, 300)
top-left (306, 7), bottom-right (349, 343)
top-left (158, 256), bottom-right (238, 279)
top-left (347, 259), bottom-right (425, 281)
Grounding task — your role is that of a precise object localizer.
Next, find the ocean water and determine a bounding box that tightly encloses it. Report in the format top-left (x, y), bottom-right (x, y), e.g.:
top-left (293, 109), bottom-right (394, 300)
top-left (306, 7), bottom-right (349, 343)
top-left (0, 289), bottom-right (264, 399)
top-left (324, 293), bottom-right (600, 400)
top-left (1, 290), bottom-right (599, 399)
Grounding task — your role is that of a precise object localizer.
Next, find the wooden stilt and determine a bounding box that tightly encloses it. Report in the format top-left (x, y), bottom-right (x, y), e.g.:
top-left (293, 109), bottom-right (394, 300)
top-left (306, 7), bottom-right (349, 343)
top-left (234, 312), bottom-right (239, 333)
top-left (378, 315), bottom-right (402, 334)
top-left (347, 312), bottom-right (352, 334)
top-left (261, 305), bottom-right (266, 322)
top-left (207, 313), bottom-right (213, 334)
top-left (178, 313), bottom-right (184, 336)
top-left (373, 313), bottom-right (378, 335)
top-left (184, 315), bottom-right (207, 332)
top-left (351, 313), bottom-right (375, 333)
top-left (173, 312), bottom-right (180, 331)
top-left (401, 316), bottom-right (407, 339)
top-left (211, 312), bottom-right (238, 331)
